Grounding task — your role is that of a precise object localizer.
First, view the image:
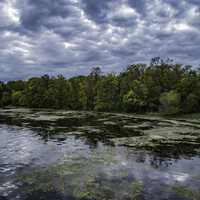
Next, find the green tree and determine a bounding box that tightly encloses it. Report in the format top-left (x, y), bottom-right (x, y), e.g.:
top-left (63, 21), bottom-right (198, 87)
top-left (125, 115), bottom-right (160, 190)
top-left (0, 57), bottom-right (199, 114)
top-left (122, 80), bottom-right (149, 112)
top-left (11, 91), bottom-right (24, 106)
top-left (0, 82), bottom-right (4, 106)
top-left (24, 75), bottom-right (49, 108)
top-left (185, 93), bottom-right (199, 113)
top-left (95, 74), bottom-right (119, 111)
top-left (7, 80), bottom-right (25, 91)
top-left (119, 64), bottom-right (146, 107)
top-left (44, 75), bottom-right (71, 109)
top-left (159, 90), bottom-right (181, 114)
top-left (1, 92), bottom-right (12, 106)
top-left (80, 67), bottom-right (101, 110)
top-left (68, 76), bottom-right (86, 110)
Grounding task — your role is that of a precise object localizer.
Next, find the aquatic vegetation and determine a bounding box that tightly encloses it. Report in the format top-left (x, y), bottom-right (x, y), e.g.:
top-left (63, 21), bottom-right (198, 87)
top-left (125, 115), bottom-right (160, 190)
top-left (172, 186), bottom-right (200, 200)
top-left (0, 109), bottom-right (200, 199)
top-left (0, 108), bottom-right (200, 155)
top-left (72, 179), bottom-right (114, 200)
top-left (17, 165), bottom-right (144, 200)
top-left (18, 170), bottom-right (65, 195)
top-left (131, 181), bottom-right (143, 200)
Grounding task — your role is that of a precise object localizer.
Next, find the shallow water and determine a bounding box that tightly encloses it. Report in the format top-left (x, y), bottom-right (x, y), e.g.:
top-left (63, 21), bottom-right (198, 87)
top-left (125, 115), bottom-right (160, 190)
top-left (0, 108), bottom-right (200, 200)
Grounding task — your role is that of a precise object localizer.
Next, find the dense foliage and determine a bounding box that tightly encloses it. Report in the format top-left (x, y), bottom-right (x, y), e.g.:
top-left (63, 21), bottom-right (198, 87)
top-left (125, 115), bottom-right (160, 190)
top-left (1, 58), bottom-right (200, 114)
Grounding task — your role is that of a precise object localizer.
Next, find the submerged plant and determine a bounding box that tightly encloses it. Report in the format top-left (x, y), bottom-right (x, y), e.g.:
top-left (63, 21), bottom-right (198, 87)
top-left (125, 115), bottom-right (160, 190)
top-left (172, 185), bottom-right (200, 200)
top-left (131, 181), bottom-right (143, 200)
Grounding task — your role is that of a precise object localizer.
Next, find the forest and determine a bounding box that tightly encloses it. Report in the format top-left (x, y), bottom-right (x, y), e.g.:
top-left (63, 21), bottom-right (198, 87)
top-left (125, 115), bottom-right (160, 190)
top-left (1, 57), bottom-right (200, 115)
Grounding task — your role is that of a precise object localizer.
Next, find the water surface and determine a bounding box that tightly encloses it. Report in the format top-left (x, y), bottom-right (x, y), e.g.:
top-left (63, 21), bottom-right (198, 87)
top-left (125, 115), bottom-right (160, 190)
top-left (0, 108), bottom-right (200, 200)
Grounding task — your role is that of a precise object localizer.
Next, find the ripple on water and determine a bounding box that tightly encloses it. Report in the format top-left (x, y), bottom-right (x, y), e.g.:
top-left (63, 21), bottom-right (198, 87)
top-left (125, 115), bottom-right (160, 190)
top-left (0, 109), bottom-right (199, 200)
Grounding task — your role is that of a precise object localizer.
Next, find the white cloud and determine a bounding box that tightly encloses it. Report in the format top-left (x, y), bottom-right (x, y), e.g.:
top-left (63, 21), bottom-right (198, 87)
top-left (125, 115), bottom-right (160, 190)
top-left (64, 42), bottom-right (77, 49)
top-left (1, 0), bottom-right (20, 25)
top-left (115, 4), bottom-right (138, 18)
top-left (173, 23), bottom-right (194, 31)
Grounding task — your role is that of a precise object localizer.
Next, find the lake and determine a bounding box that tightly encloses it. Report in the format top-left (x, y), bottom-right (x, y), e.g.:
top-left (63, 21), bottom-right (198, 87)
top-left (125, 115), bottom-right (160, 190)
top-left (0, 108), bottom-right (200, 200)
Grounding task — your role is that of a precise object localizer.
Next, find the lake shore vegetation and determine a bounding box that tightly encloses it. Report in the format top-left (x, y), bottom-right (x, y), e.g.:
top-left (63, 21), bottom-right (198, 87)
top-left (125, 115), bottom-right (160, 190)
top-left (1, 57), bottom-right (200, 115)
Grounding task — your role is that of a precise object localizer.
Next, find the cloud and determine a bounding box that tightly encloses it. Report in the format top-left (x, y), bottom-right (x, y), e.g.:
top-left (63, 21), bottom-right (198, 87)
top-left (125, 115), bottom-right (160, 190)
top-left (0, 0), bottom-right (200, 80)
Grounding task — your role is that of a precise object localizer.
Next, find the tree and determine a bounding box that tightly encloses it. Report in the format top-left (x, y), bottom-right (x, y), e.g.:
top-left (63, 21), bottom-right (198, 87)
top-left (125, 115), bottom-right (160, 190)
top-left (185, 93), bottom-right (199, 113)
top-left (80, 67), bottom-right (102, 110)
top-left (0, 58), bottom-right (199, 114)
top-left (159, 90), bottom-right (181, 114)
top-left (7, 80), bottom-right (25, 91)
top-left (119, 64), bottom-right (146, 105)
top-left (0, 82), bottom-right (4, 106)
top-left (95, 74), bottom-right (119, 111)
top-left (122, 80), bottom-right (149, 112)
top-left (11, 91), bottom-right (23, 106)
top-left (1, 92), bottom-right (12, 106)
top-left (68, 76), bottom-right (86, 110)
top-left (44, 75), bottom-right (71, 109)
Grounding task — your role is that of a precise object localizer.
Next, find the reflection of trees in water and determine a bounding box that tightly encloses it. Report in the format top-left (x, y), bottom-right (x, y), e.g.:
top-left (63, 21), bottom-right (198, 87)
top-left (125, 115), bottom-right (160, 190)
top-left (127, 150), bottom-right (179, 169)
top-left (24, 190), bottom-right (64, 200)
top-left (1, 110), bottom-right (200, 159)
top-left (149, 155), bottom-right (174, 168)
top-left (150, 142), bottom-right (200, 159)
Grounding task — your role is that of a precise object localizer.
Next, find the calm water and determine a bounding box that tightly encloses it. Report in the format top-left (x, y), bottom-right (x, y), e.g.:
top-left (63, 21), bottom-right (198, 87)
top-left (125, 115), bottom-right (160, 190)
top-left (0, 109), bottom-right (200, 200)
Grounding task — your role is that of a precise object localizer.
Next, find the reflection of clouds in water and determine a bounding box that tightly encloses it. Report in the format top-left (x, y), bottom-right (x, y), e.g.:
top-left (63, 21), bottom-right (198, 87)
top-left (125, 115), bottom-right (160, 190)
top-left (0, 125), bottom-right (65, 166)
top-left (0, 121), bottom-right (200, 199)
top-left (96, 146), bottom-right (199, 187)
top-left (172, 173), bottom-right (189, 182)
top-left (13, 136), bottom-right (35, 164)
top-left (149, 171), bottom-right (189, 185)
top-left (0, 181), bottom-right (18, 197)
top-left (0, 125), bottom-right (93, 170)
top-left (0, 126), bottom-right (41, 165)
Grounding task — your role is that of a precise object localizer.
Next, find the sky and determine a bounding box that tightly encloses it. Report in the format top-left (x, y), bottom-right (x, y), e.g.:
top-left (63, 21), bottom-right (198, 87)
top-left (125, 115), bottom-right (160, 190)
top-left (0, 0), bottom-right (200, 81)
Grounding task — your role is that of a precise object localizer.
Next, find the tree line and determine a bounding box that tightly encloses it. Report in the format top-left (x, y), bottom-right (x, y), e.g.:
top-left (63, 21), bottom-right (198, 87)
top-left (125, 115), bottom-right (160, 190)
top-left (0, 57), bottom-right (200, 114)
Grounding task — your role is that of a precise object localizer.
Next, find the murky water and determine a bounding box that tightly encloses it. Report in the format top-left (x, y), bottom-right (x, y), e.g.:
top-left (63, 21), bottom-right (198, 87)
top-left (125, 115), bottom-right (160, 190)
top-left (0, 108), bottom-right (200, 200)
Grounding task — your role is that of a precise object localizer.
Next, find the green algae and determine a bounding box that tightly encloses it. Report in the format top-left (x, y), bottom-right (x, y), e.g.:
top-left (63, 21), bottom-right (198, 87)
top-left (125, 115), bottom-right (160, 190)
top-left (0, 108), bottom-right (200, 156)
top-left (1, 108), bottom-right (200, 200)
top-left (172, 186), bottom-right (200, 200)
top-left (131, 181), bottom-right (143, 200)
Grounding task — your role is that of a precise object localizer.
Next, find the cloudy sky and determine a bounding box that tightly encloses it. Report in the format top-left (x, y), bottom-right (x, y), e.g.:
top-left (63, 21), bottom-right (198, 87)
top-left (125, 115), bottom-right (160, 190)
top-left (0, 0), bottom-right (200, 80)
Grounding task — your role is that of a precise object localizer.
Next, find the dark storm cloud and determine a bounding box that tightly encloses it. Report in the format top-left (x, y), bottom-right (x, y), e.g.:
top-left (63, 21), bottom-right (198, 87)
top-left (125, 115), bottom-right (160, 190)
top-left (0, 0), bottom-right (200, 81)
top-left (80, 0), bottom-right (114, 24)
top-left (127, 0), bottom-right (146, 14)
top-left (20, 0), bottom-right (75, 31)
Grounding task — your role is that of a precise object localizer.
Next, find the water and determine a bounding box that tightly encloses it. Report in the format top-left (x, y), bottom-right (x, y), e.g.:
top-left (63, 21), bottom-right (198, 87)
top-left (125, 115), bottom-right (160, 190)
top-left (0, 108), bottom-right (199, 200)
